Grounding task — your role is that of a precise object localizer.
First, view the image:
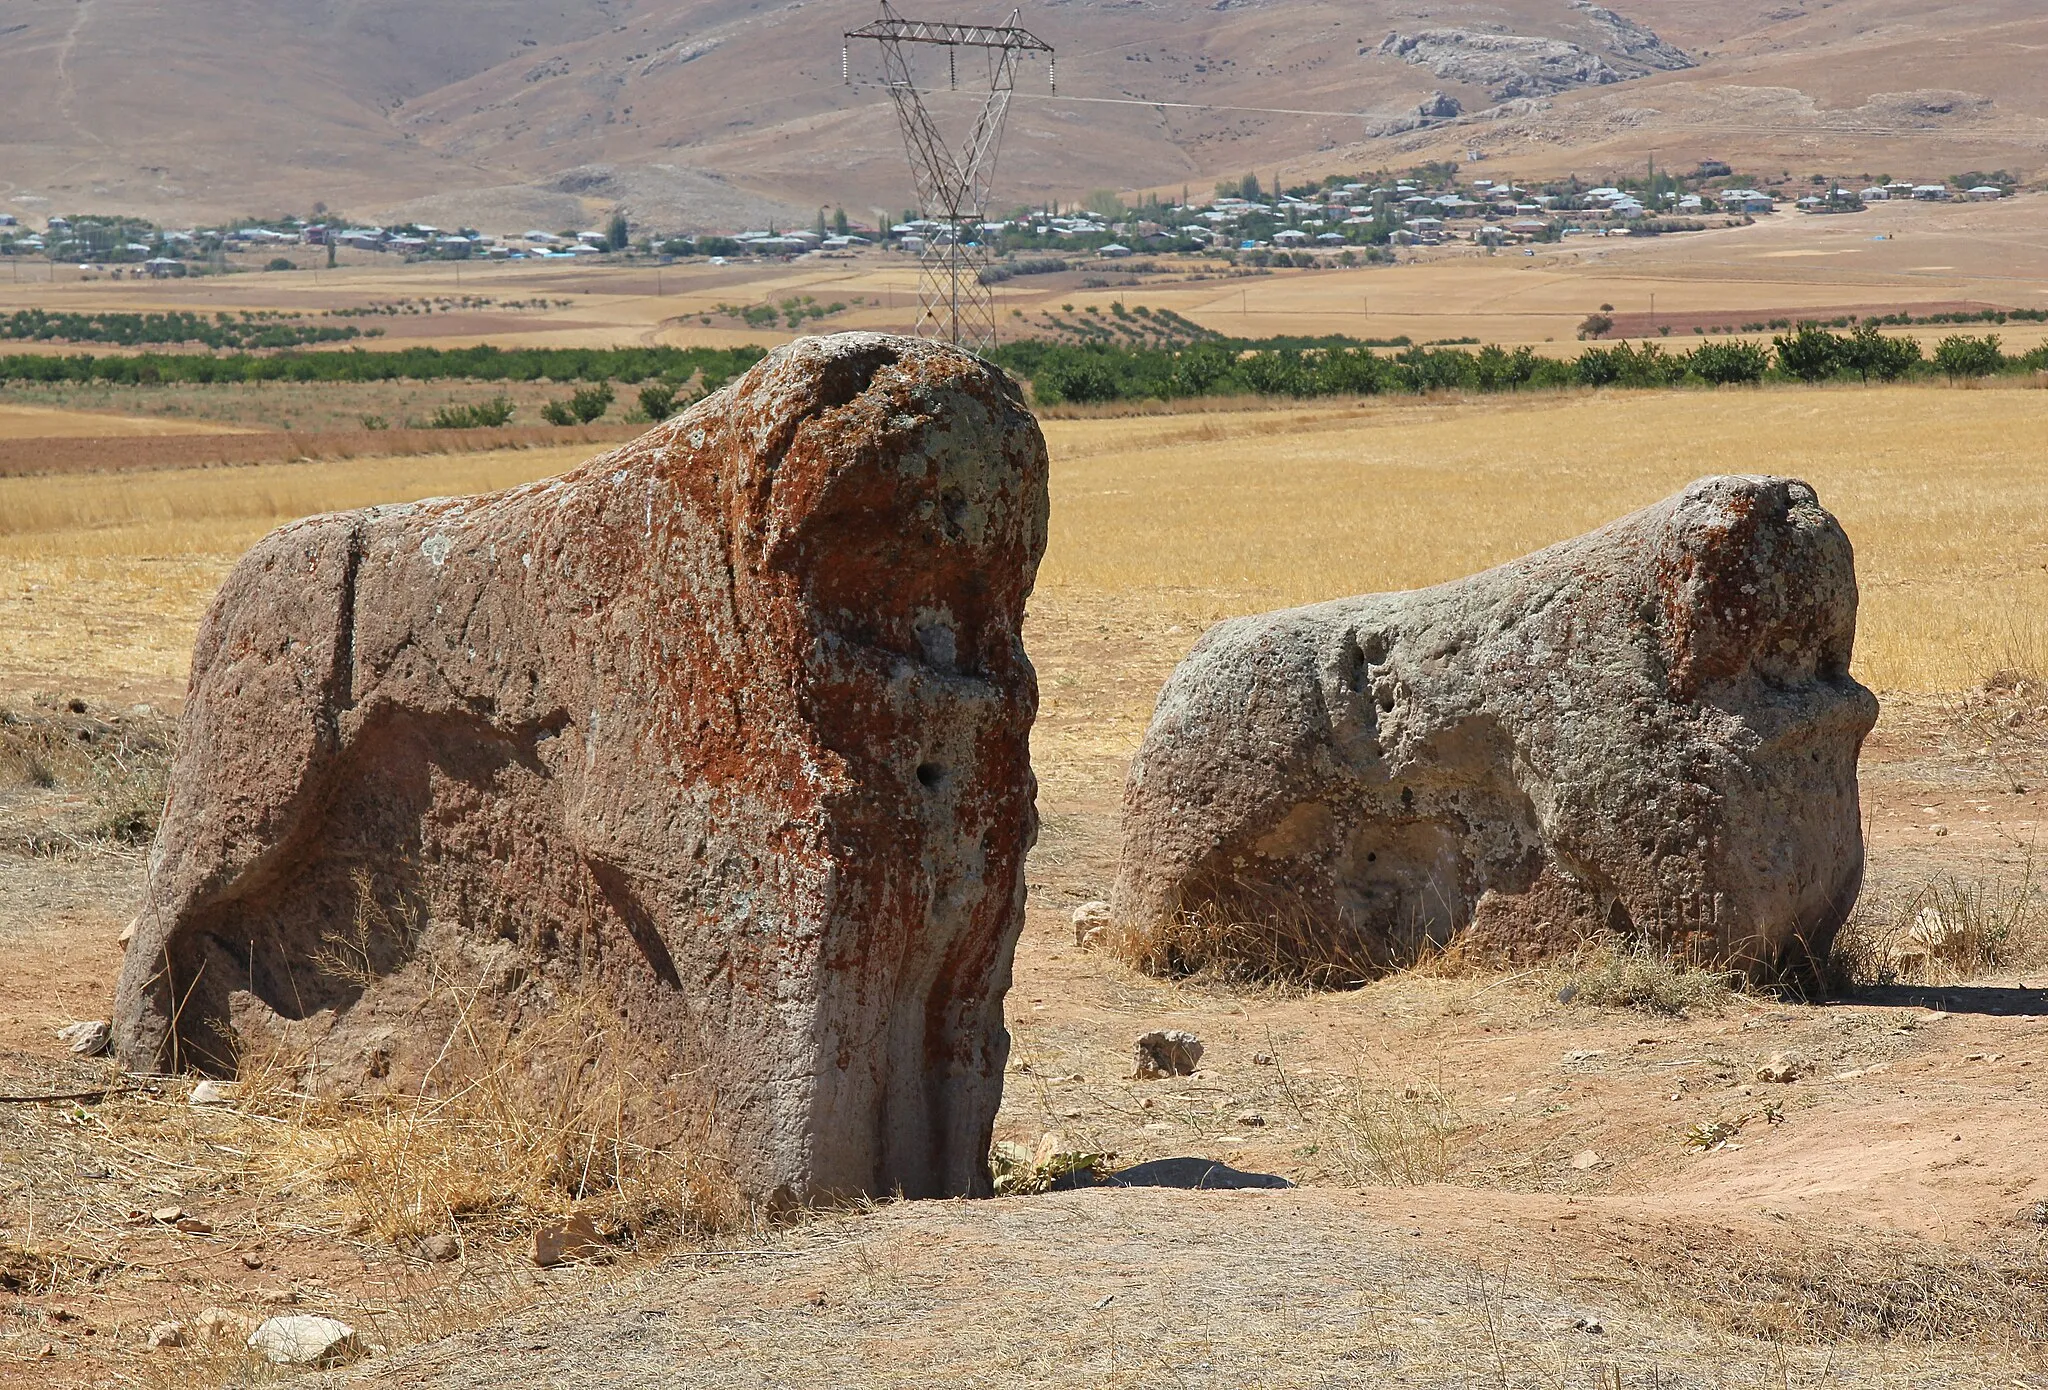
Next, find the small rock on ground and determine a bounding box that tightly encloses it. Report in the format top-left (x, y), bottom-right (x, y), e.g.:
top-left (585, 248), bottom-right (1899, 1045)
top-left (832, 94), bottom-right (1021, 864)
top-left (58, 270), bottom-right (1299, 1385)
top-left (1071, 900), bottom-right (1112, 948)
top-left (1756, 1051), bottom-right (1804, 1083)
top-left (248, 1314), bottom-right (362, 1367)
top-left (1132, 1030), bottom-right (1204, 1080)
top-left (533, 1214), bottom-right (606, 1268)
top-left (55, 1020), bottom-right (110, 1057)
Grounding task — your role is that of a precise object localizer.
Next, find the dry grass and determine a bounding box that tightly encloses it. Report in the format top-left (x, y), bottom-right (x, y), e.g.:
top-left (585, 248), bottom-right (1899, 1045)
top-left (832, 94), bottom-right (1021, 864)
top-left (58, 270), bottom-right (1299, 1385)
top-left (1, 385), bottom-right (2044, 693)
top-left (237, 987), bottom-right (749, 1255)
top-left (0, 945), bottom-right (752, 1376)
top-left (1828, 859), bottom-right (2048, 989)
top-left (1312, 1069), bottom-right (1468, 1187)
top-left (0, 443), bottom-right (593, 556)
top-left (0, 696), bottom-right (172, 847)
top-left (1587, 1218), bottom-right (2048, 1351)
top-left (1108, 889), bottom-right (1386, 991)
top-left (1538, 937), bottom-right (1743, 1017)
top-left (1037, 386), bottom-right (2048, 693)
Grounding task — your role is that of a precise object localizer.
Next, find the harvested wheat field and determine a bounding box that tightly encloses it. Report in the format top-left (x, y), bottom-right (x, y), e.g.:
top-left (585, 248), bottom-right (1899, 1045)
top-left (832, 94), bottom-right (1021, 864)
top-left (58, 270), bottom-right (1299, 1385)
top-left (3, 385), bottom-right (2046, 1387)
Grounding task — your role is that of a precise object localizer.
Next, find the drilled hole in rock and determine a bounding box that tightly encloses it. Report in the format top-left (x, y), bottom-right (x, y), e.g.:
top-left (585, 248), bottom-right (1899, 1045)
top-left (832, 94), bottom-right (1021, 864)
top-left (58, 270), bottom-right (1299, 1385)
top-left (916, 763), bottom-right (944, 788)
top-left (1343, 639), bottom-right (1368, 694)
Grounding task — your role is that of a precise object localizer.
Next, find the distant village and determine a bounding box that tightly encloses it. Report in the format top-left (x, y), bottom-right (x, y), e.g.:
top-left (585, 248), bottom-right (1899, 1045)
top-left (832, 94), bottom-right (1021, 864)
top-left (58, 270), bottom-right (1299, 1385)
top-left (0, 164), bottom-right (2018, 279)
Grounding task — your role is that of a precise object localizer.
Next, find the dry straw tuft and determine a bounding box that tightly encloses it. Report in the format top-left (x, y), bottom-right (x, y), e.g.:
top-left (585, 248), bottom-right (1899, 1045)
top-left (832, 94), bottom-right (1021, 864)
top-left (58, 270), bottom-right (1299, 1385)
top-left (237, 979), bottom-right (752, 1253)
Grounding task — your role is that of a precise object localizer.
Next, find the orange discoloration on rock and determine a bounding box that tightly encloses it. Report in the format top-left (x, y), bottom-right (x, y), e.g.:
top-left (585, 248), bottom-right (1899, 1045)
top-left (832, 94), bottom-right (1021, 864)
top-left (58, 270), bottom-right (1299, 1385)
top-left (113, 334), bottom-right (1048, 1204)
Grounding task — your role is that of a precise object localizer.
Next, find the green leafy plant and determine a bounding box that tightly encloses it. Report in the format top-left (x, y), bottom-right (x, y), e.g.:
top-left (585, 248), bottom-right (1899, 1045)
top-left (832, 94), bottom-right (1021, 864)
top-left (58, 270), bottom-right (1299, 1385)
top-left (427, 396), bottom-right (515, 429)
top-left (1933, 333), bottom-right (2005, 380)
top-left (638, 383), bottom-right (679, 421)
top-left (989, 1134), bottom-right (1114, 1195)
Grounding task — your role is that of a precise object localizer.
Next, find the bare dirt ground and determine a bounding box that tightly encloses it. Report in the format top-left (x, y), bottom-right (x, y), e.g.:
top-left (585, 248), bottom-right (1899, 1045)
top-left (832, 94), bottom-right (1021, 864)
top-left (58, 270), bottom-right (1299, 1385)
top-left (2, 396), bottom-right (2045, 1386)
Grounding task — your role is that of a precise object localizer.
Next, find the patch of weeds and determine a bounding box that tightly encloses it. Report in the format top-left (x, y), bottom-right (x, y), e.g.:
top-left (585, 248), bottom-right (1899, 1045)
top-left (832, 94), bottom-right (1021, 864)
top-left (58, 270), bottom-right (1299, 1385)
top-left (990, 1134), bottom-right (1115, 1195)
top-left (426, 396), bottom-right (514, 429)
top-left (0, 1242), bottom-right (116, 1295)
top-left (1544, 936), bottom-right (1740, 1016)
top-left (1110, 882), bottom-right (1383, 990)
top-left (0, 699), bottom-right (172, 846)
top-left (1319, 1071), bottom-right (1467, 1185)
top-left (1683, 1100), bottom-right (1782, 1152)
top-left (1826, 856), bottom-right (2046, 989)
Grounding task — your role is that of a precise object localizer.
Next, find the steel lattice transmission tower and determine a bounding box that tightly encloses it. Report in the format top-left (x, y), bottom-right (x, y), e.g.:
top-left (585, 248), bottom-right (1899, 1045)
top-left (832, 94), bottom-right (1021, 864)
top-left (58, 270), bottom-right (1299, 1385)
top-left (844, 3), bottom-right (1053, 351)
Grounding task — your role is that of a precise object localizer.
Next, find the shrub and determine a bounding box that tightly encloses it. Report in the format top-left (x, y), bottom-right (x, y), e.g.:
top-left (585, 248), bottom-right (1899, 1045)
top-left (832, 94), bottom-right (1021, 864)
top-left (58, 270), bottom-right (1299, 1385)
top-left (1686, 340), bottom-right (1770, 385)
top-left (1933, 333), bottom-right (2005, 380)
top-left (638, 383), bottom-right (679, 420)
top-left (1575, 342), bottom-right (1682, 388)
top-left (1472, 345), bottom-right (1539, 391)
top-left (1773, 325), bottom-right (1847, 382)
top-left (427, 396), bottom-right (514, 429)
top-left (263, 257), bottom-right (297, 272)
top-left (565, 382), bottom-right (614, 423)
top-left (1841, 324), bottom-right (1922, 382)
top-left (540, 399), bottom-right (576, 426)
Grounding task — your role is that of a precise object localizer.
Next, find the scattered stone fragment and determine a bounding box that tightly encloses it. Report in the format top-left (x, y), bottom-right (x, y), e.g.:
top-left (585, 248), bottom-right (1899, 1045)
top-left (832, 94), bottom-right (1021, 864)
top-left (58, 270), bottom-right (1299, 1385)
top-left (341, 1213), bottom-right (372, 1237)
top-left (1755, 1052), bottom-right (1803, 1084)
top-left (189, 1079), bottom-right (240, 1106)
top-left (1071, 900), bottom-right (1113, 949)
top-left (1113, 476), bottom-right (1878, 979)
top-left (1570, 1149), bottom-right (1602, 1171)
top-left (146, 1321), bottom-right (187, 1349)
top-left (195, 1307), bottom-right (248, 1341)
top-left (55, 1020), bottom-right (110, 1057)
top-left (151, 1206), bottom-right (185, 1225)
top-left (247, 1315), bottom-right (362, 1367)
top-left (252, 1288), bottom-right (297, 1306)
top-left (112, 334), bottom-right (1050, 1208)
top-left (1133, 1030), bottom-right (1205, 1080)
top-left (1573, 1316), bottom-right (1605, 1335)
top-left (1236, 1110), bottom-right (1265, 1127)
top-left (240, 1253), bottom-right (264, 1269)
top-left (533, 1214), bottom-right (606, 1268)
top-left (419, 1232), bottom-right (460, 1262)
top-left (1251, 1052), bottom-right (1277, 1066)
top-left (174, 1216), bottom-right (213, 1234)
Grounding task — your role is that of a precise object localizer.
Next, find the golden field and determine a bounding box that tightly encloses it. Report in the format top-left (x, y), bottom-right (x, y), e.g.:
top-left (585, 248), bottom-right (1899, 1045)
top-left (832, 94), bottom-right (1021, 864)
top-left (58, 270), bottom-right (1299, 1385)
top-left (3, 383), bottom-right (2044, 703)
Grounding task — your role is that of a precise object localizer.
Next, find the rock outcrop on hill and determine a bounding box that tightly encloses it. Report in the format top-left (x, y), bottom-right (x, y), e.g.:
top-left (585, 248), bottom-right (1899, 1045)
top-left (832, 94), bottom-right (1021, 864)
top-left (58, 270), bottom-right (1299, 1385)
top-left (112, 333), bottom-right (1050, 1205)
top-left (1373, 9), bottom-right (1691, 102)
top-left (1112, 476), bottom-right (1878, 982)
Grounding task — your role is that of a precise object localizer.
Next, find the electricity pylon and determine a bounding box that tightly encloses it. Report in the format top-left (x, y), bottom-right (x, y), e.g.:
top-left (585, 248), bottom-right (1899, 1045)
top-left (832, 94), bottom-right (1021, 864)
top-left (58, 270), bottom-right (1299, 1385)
top-left (844, 3), bottom-right (1053, 351)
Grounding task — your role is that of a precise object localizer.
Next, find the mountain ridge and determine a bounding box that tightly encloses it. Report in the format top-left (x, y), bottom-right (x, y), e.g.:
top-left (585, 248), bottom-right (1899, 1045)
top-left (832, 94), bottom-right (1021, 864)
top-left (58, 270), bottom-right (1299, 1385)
top-left (2, 1), bottom-right (2041, 230)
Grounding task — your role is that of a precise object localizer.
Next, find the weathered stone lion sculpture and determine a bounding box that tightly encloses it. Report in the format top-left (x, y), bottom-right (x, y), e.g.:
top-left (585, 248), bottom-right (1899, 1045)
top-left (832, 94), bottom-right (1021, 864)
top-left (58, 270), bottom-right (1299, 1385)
top-left (113, 333), bottom-right (1049, 1204)
top-left (1112, 475), bottom-right (1878, 981)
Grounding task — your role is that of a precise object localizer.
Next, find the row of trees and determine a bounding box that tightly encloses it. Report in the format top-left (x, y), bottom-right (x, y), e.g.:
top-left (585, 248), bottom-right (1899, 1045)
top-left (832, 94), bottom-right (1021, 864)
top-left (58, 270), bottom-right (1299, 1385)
top-left (1, 309), bottom-right (363, 351)
top-left (0, 344), bottom-right (769, 389)
top-left (994, 330), bottom-right (2044, 405)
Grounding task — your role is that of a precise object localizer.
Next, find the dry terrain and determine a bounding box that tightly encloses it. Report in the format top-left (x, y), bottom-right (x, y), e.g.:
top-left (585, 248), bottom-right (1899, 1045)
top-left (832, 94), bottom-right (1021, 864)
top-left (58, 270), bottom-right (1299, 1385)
top-left (4, 1), bottom-right (2047, 227)
top-left (2, 387), bottom-right (2046, 1386)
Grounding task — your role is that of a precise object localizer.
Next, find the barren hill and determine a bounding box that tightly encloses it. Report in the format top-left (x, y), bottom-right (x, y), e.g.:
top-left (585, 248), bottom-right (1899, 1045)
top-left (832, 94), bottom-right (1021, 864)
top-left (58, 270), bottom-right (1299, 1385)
top-left (3, 1), bottom-right (2044, 231)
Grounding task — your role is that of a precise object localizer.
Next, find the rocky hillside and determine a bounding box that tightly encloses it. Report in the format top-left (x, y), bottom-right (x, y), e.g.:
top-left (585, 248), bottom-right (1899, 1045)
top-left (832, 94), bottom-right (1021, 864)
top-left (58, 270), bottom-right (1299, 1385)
top-left (2, 0), bottom-right (2042, 229)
